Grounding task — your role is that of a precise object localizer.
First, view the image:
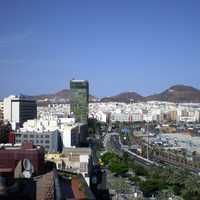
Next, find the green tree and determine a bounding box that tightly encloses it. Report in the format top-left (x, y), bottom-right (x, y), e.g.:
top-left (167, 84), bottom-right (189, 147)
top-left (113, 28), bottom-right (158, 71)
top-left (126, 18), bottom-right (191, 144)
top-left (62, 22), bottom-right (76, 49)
top-left (122, 151), bottom-right (129, 164)
top-left (108, 162), bottom-right (128, 174)
top-left (101, 152), bottom-right (120, 165)
top-left (139, 179), bottom-right (165, 197)
top-left (181, 175), bottom-right (200, 200)
top-left (133, 164), bottom-right (148, 176)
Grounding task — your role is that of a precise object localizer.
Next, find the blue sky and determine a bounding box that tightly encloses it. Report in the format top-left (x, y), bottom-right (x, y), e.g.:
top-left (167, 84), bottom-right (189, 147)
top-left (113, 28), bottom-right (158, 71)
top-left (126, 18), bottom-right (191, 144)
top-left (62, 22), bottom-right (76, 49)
top-left (0, 0), bottom-right (200, 98)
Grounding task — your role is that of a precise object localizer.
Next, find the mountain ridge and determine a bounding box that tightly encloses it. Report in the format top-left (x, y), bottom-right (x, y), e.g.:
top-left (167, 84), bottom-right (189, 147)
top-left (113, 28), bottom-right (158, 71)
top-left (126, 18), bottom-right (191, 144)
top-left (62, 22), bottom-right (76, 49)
top-left (144, 85), bottom-right (200, 103)
top-left (30, 89), bottom-right (97, 106)
top-left (101, 91), bottom-right (143, 103)
top-left (29, 84), bottom-right (200, 105)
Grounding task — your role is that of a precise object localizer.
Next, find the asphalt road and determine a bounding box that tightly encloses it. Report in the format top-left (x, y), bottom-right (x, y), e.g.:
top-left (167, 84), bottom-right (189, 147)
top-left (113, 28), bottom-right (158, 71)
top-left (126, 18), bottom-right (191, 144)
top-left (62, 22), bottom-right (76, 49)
top-left (104, 132), bottom-right (157, 167)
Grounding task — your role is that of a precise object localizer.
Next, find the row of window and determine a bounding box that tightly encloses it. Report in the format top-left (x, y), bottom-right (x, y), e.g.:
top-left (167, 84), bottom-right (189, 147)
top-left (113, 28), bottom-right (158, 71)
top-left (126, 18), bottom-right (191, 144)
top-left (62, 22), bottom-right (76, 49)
top-left (15, 139), bottom-right (50, 144)
top-left (22, 134), bottom-right (50, 138)
top-left (56, 162), bottom-right (88, 172)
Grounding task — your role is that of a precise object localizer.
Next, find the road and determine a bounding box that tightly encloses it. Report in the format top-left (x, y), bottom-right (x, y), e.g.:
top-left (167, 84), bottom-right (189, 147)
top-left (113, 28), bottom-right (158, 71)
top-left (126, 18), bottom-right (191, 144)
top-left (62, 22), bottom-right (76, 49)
top-left (103, 132), bottom-right (158, 167)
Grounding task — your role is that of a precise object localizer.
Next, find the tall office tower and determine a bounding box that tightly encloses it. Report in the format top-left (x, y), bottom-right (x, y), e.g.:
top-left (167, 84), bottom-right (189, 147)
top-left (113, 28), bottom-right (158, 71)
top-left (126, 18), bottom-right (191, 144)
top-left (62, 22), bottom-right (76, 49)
top-left (70, 80), bottom-right (89, 124)
top-left (3, 95), bottom-right (37, 129)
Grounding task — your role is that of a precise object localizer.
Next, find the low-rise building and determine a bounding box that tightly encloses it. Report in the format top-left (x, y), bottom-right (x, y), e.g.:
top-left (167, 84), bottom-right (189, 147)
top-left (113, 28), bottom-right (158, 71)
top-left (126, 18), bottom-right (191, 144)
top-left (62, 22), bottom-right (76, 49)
top-left (15, 130), bottom-right (62, 153)
top-left (0, 142), bottom-right (45, 176)
top-left (14, 112), bottom-right (89, 150)
top-left (45, 147), bottom-right (92, 185)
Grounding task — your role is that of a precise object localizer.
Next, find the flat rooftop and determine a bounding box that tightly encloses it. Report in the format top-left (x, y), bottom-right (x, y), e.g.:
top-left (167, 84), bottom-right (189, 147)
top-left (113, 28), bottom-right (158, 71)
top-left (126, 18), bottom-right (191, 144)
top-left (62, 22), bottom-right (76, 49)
top-left (62, 147), bottom-right (92, 155)
top-left (71, 79), bottom-right (88, 82)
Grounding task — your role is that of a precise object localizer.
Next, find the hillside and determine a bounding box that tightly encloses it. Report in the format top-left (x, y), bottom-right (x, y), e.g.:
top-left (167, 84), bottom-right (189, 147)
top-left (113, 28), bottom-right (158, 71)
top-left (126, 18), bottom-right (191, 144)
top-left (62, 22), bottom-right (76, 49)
top-left (101, 91), bottom-right (143, 103)
top-left (29, 84), bottom-right (200, 105)
top-left (32, 89), bottom-right (97, 106)
top-left (144, 85), bottom-right (200, 103)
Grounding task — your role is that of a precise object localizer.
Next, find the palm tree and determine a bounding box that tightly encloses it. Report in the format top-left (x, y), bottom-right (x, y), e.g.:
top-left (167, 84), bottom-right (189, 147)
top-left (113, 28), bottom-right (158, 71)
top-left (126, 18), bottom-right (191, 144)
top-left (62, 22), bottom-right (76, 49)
top-left (183, 175), bottom-right (200, 197)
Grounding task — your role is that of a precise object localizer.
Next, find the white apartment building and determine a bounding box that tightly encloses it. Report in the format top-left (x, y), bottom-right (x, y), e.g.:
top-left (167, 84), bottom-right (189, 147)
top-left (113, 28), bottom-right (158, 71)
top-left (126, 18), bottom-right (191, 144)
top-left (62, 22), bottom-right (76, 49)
top-left (3, 95), bottom-right (37, 129)
top-left (89, 111), bottom-right (107, 123)
top-left (16, 117), bottom-right (88, 150)
top-left (37, 104), bottom-right (70, 119)
top-left (89, 101), bottom-right (200, 123)
top-left (177, 107), bottom-right (200, 122)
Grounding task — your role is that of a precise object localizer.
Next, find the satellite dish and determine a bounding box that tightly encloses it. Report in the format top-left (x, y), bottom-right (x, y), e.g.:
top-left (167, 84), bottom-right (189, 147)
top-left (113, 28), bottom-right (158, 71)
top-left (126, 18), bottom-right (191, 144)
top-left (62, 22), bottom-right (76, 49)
top-left (22, 159), bottom-right (34, 178)
top-left (23, 159), bottom-right (32, 171)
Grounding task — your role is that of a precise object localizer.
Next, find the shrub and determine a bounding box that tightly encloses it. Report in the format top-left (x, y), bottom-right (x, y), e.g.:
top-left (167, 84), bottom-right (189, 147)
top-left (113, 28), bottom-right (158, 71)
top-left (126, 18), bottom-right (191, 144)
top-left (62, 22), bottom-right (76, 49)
top-left (139, 179), bottom-right (165, 197)
top-left (108, 162), bottom-right (128, 174)
top-left (101, 152), bottom-right (120, 165)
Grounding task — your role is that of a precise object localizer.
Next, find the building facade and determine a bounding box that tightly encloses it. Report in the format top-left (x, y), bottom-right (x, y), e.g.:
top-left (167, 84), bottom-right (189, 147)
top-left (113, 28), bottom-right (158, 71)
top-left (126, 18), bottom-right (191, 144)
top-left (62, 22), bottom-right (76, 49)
top-left (70, 80), bottom-right (89, 124)
top-left (45, 147), bottom-right (92, 185)
top-left (62, 125), bottom-right (80, 148)
top-left (3, 95), bottom-right (37, 128)
top-left (62, 123), bottom-right (88, 148)
top-left (0, 142), bottom-right (45, 175)
top-left (0, 101), bottom-right (3, 121)
top-left (15, 130), bottom-right (62, 153)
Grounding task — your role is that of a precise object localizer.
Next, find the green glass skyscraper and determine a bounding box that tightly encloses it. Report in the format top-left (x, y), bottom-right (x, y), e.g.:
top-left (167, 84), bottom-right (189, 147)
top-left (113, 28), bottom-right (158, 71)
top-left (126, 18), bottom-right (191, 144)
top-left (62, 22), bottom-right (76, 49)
top-left (70, 80), bottom-right (89, 124)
